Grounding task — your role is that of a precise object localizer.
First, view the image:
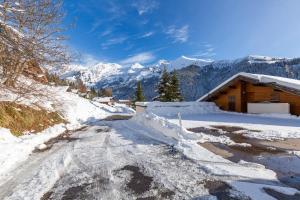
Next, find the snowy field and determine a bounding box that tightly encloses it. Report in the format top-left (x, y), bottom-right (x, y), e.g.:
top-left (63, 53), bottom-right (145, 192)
top-left (1, 100), bottom-right (300, 199)
top-left (148, 102), bottom-right (300, 140)
top-left (134, 102), bottom-right (300, 199)
top-left (1, 119), bottom-right (298, 200)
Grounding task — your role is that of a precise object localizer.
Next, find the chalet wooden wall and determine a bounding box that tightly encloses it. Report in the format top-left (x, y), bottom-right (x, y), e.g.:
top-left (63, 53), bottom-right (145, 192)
top-left (211, 80), bottom-right (300, 116)
top-left (245, 83), bottom-right (300, 115)
top-left (214, 81), bottom-right (242, 112)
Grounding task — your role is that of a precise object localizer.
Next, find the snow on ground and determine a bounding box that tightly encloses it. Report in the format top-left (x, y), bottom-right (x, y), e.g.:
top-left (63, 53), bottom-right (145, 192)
top-left (132, 103), bottom-right (279, 180)
top-left (1, 119), bottom-right (296, 200)
top-left (146, 102), bottom-right (300, 140)
top-left (230, 180), bottom-right (299, 200)
top-left (146, 101), bottom-right (300, 140)
top-left (131, 102), bottom-right (300, 198)
top-left (0, 99), bottom-right (299, 199)
top-left (0, 77), bottom-right (135, 181)
top-left (0, 125), bottom-right (66, 184)
top-left (168, 112), bottom-right (300, 140)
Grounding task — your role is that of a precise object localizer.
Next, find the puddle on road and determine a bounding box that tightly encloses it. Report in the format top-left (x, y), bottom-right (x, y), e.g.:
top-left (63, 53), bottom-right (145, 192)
top-left (33, 126), bottom-right (92, 153)
top-left (96, 127), bottom-right (111, 133)
top-left (117, 165), bottom-right (175, 200)
top-left (211, 125), bottom-right (261, 133)
top-left (103, 115), bottom-right (133, 121)
top-left (258, 139), bottom-right (300, 151)
top-left (61, 183), bottom-right (91, 200)
top-left (120, 165), bottom-right (153, 195)
top-left (33, 130), bottom-right (79, 153)
top-left (189, 126), bottom-right (300, 190)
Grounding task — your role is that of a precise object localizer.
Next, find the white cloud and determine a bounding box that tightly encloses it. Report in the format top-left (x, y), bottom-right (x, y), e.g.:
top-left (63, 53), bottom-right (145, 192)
top-left (89, 20), bottom-right (102, 33)
top-left (140, 31), bottom-right (154, 38)
top-left (192, 44), bottom-right (216, 59)
top-left (107, 1), bottom-right (125, 19)
top-left (78, 54), bottom-right (100, 67)
top-left (132, 0), bottom-right (159, 15)
top-left (165, 25), bottom-right (189, 43)
top-left (100, 29), bottom-right (113, 37)
top-left (120, 52), bottom-right (155, 65)
top-left (101, 36), bottom-right (127, 49)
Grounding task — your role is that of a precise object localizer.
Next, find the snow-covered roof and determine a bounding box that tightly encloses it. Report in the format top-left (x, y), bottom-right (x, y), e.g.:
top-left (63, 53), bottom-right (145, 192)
top-left (198, 72), bottom-right (300, 101)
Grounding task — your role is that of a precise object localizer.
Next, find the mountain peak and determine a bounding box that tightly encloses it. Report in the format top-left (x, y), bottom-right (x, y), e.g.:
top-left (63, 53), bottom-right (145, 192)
top-left (130, 63), bottom-right (144, 69)
top-left (166, 55), bottom-right (213, 71)
top-left (243, 55), bottom-right (288, 64)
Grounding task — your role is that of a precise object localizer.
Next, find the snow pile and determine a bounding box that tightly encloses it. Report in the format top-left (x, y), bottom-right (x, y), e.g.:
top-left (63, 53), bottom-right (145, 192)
top-left (146, 101), bottom-right (220, 117)
top-left (132, 101), bottom-right (222, 143)
top-left (134, 102), bottom-right (225, 143)
top-left (133, 112), bottom-right (197, 142)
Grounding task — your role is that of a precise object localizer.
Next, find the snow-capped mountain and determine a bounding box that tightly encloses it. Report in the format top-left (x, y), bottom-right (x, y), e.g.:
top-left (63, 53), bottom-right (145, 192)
top-left (167, 56), bottom-right (213, 70)
top-left (49, 55), bottom-right (210, 87)
top-left (48, 62), bottom-right (123, 85)
top-left (50, 55), bottom-right (300, 100)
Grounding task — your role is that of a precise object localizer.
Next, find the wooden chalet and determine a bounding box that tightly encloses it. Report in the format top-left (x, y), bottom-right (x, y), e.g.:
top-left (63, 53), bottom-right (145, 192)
top-left (198, 72), bottom-right (300, 116)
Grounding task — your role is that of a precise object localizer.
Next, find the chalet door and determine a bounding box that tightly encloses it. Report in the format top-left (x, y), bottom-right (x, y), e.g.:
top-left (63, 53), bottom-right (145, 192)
top-left (228, 96), bottom-right (236, 111)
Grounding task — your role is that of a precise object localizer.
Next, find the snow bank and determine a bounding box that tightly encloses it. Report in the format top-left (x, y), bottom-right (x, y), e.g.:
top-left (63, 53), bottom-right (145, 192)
top-left (146, 101), bottom-right (220, 117)
top-left (133, 112), bottom-right (198, 142)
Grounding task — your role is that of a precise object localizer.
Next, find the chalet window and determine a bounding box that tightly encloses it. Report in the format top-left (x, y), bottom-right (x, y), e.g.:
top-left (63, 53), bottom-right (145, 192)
top-left (228, 96), bottom-right (236, 111)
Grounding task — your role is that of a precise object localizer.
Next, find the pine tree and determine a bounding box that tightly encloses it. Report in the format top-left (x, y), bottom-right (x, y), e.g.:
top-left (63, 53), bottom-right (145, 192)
top-left (155, 67), bottom-right (171, 101)
top-left (89, 87), bottom-right (97, 99)
top-left (169, 70), bottom-right (183, 102)
top-left (135, 81), bottom-right (145, 102)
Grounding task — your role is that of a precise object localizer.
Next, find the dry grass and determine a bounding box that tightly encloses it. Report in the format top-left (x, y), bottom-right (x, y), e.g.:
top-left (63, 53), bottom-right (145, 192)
top-left (0, 101), bottom-right (65, 136)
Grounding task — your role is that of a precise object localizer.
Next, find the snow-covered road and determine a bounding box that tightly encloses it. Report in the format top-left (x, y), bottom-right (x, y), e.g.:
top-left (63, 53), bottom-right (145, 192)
top-left (0, 119), bottom-right (298, 200)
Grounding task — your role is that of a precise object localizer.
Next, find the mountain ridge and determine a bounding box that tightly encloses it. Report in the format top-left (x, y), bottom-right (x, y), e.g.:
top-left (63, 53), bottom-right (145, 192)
top-left (49, 55), bottom-right (300, 100)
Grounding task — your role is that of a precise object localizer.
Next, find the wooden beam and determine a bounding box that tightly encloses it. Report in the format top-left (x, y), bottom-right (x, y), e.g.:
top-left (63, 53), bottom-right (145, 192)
top-left (241, 81), bottom-right (247, 113)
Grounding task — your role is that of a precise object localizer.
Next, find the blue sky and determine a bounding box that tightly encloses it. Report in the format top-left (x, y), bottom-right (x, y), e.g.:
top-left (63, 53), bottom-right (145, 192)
top-left (63, 0), bottom-right (300, 65)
